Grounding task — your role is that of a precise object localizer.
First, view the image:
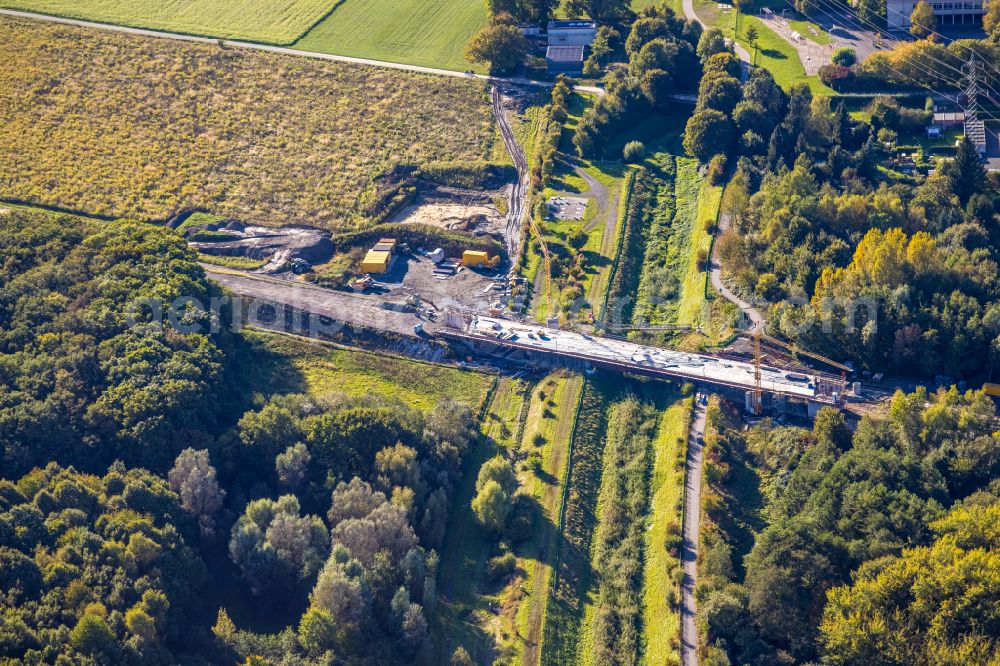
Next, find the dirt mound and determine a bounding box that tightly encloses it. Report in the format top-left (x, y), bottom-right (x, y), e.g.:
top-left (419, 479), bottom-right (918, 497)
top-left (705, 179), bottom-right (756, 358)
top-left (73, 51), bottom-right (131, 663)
top-left (192, 225), bottom-right (333, 271)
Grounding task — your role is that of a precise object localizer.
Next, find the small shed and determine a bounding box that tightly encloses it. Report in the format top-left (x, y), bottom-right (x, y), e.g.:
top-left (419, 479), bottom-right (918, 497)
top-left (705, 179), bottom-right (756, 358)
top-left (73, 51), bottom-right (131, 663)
top-left (933, 111), bottom-right (965, 128)
top-left (362, 250), bottom-right (391, 274)
top-left (462, 250), bottom-right (490, 267)
top-left (546, 45), bottom-right (585, 75)
top-left (547, 19), bottom-right (597, 46)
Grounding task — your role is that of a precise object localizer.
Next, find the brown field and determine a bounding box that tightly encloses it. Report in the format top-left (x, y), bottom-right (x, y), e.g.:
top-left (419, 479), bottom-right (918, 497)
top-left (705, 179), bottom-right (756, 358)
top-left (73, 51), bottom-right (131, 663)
top-left (0, 17), bottom-right (495, 229)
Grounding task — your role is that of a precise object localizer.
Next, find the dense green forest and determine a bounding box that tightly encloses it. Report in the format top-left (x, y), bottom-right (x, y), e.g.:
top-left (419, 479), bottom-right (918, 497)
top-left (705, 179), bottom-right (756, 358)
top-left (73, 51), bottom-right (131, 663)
top-left (0, 209), bottom-right (479, 663)
top-left (697, 391), bottom-right (1000, 665)
top-left (702, 75), bottom-right (1000, 378)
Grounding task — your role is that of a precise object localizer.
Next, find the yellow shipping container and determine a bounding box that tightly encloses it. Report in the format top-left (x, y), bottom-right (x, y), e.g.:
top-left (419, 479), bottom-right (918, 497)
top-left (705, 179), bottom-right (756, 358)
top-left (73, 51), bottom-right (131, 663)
top-left (362, 250), bottom-right (391, 274)
top-left (463, 250), bottom-right (489, 267)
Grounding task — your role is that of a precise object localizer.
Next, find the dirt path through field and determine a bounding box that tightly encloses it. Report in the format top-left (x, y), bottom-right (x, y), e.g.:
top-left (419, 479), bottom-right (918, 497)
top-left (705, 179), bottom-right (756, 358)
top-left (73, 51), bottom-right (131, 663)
top-left (491, 86), bottom-right (529, 268)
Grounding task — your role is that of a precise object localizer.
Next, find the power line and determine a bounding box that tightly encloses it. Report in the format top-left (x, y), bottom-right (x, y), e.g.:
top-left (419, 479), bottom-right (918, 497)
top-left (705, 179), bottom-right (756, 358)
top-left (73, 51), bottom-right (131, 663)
top-left (814, 0), bottom-right (1000, 91)
top-left (807, 0), bottom-right (966, 95)
top-left (881, 2), bottom-right (1000, 82)
top-left (809, 0), bottom-right (1000, 110)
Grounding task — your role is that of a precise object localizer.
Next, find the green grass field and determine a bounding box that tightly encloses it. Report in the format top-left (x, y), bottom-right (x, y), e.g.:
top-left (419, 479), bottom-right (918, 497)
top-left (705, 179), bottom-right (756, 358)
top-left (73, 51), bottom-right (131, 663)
top-left (294, 0), bottom-right (488, 71)
top-left (788, 18), bottom-right (832, 45)
top-left (251, 331), bottom-right (494, 411)
top-left (643, 394), bottom-right (693, 664)
top-left (0, 0), bottom-right (335, 42)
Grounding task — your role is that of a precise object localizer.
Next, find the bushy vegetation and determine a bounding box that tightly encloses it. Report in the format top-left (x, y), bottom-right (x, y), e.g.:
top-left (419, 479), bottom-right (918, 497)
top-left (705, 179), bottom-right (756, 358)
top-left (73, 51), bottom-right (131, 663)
top-left (829, 39), bottom-right (1000, 92)
top-left (588, 396), bottom-right (659, 663)
top-left (696, 390), bottom-right (1000, 664)
top-left (574, 5), bottom-right (703, 159)
top-left (0, 206), bottom-right (491, 664)
top-left (0, 463), bottom-right (210, 663)
top-left (0, 210), bottom-right (241, 476)
top-left (0, 17), bottom-right (493, 228)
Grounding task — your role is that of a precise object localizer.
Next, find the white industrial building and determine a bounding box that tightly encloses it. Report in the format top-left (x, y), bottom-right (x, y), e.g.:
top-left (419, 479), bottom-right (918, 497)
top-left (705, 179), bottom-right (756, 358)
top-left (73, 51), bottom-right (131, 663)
top-left (886, 0), bottom-right (984, 30)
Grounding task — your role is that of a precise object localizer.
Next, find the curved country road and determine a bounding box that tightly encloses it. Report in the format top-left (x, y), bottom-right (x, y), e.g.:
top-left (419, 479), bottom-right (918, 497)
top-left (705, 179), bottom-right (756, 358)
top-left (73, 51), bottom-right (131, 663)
top-left (680, 398), bottom-right (708, 666)
top-left (709, 214), bottom-right (764, 331)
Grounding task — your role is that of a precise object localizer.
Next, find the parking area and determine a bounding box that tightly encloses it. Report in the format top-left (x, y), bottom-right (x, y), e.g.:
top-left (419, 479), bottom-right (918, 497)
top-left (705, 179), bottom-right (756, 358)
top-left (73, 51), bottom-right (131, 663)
top-left (547, 195), bottom-right (588, 221)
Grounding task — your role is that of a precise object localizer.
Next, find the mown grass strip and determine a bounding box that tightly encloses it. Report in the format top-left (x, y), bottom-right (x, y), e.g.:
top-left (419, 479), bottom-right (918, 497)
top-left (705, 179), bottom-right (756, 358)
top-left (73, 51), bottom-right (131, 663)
top-left (512, 373), bottom-right (584, 665)
top-left (0, 0), bottom-right (336, 43)
top-left (643, 393), bottom-right (694, 665)
top-left (540, 376), bottom-right (614, 666)
top-left (596, 169), bottom-right (637, 325)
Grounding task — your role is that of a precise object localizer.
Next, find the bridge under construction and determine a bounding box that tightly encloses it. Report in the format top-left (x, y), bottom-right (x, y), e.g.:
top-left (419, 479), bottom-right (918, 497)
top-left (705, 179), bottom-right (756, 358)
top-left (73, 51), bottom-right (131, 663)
top-left (440, 315), bottom-right (848, 417)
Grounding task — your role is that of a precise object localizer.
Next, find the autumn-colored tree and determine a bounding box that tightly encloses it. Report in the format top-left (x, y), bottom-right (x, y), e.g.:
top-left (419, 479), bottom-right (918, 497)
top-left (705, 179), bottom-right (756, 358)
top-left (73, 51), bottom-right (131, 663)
top-left (909, 0), bottom-right (936, 37)
top-left (822, 504), bottom-right (1000, 664)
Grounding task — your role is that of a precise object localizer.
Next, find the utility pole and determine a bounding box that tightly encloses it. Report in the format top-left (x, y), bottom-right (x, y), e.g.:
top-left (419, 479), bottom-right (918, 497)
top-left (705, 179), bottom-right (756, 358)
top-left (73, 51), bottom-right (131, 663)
top-left (962, 54), bottom-right (987, 155)
top-left (752, 326), bottom-right (763, 416)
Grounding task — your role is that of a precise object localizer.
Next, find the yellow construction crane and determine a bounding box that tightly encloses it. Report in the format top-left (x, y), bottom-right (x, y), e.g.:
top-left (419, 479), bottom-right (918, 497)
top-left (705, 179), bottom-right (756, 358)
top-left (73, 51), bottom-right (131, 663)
top-left (759, 332), bottom-right (851, 373)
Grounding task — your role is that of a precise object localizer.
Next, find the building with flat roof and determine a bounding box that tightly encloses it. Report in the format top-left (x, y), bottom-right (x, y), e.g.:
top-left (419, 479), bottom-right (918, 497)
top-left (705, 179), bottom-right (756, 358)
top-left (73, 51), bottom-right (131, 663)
top-left (547, 19), bottom-right (597, 46)
top-left (886, 0), bottom-right (983, 30)
top-left (546, 45), bottom-right (585, 74)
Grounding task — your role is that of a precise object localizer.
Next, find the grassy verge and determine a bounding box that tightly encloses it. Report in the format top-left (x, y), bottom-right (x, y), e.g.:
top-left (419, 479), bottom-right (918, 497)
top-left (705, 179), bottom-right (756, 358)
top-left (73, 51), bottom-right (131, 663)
top-left (643, 394), bottom-right (694, 665)
top-left (196, 253), bottom-right (267, 271)
top-left (293, 0), bottom-right (488, 71)
top-left (540, 375), bottom-right (615, 665)
top-left (434, 376), bottom-right (527, 662)
top-left (249, 330), bottom-right (493, 411)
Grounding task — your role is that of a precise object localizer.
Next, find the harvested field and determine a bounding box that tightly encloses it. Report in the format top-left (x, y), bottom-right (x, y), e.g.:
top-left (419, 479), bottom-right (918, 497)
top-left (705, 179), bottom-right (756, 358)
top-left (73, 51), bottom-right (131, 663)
top-left (0, 0), bottom-right (335, 42)
top-left (0, 17), bottom-right (494, 229)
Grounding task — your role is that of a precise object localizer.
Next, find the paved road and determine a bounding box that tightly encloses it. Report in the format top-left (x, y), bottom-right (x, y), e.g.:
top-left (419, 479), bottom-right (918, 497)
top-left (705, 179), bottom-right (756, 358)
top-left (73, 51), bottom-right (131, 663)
top-left (203, 266), bottom-right (431, 337)
top-left (680, 398), bottom-right (708, 666)
top-left (0, 8), bottom-right (606, 95)
top-left (709, 213), bottom-right (764, 331)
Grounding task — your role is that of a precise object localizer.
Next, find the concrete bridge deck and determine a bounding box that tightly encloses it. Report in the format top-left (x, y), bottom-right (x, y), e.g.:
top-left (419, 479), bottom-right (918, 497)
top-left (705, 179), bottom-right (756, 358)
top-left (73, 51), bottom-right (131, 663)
top-left (443, 316), bottom-right (842, 404)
